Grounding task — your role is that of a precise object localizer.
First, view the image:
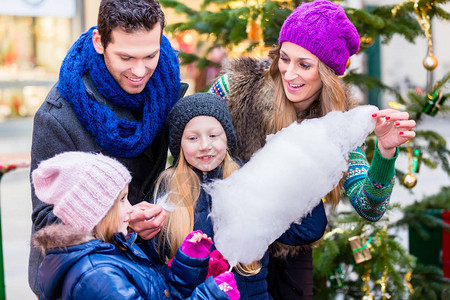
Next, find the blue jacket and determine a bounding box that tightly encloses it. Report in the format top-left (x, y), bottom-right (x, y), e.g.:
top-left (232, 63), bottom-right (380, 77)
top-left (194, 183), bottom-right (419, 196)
top-left (34, 224), bottom-right (229, 300)
top-left (141, 166), bottom-right (327, 300)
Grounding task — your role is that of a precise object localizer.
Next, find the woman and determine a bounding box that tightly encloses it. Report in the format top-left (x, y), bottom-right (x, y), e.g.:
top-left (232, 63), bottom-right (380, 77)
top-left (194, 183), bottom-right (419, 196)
top-left (209, 0), bottom-right (416, 298)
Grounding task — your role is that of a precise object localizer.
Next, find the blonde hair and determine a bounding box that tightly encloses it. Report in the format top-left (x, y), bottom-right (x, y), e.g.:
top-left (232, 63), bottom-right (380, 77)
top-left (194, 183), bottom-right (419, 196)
top-left (94, 197), bottom-right (121, 244)
top-left (267, 44), bottom-right (348, 207)
top-left (155, 149), bottom-right (240, 258)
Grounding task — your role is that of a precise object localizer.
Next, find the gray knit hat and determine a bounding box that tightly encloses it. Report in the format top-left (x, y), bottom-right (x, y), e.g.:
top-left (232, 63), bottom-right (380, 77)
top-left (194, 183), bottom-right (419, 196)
top-left (168, 93), bottom-right (236, 162)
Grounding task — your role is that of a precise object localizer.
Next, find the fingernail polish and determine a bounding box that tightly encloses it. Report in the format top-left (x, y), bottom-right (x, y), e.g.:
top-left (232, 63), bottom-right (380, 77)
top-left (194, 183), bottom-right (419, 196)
top-left (399, 131), bottom-right (404, 135)
top-left (372, 113), bottom-right (377, 118)
top-left (386, 116), bottom-right (390, 120)
top-left (394, 122), bottom-right (400, 126)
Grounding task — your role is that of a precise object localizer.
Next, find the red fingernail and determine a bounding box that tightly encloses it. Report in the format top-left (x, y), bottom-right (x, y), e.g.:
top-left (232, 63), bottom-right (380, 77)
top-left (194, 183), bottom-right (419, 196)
top-left (399, 131), bottom-right (404, 135)
top-left (394, 122), bottom-right (400, 126)
top-left (372, 113), bottom-right (377, 118)
top-left (386, 116), bottom-right (390, 120)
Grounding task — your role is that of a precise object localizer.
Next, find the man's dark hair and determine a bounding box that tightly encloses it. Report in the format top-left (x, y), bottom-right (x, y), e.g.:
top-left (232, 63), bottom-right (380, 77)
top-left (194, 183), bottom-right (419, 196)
top-left (97, 0), bottom-right (165, 48)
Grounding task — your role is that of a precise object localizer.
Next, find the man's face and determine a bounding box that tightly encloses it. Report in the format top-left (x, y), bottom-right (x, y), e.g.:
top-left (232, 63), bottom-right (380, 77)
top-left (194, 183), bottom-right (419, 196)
top-left (93, 24), bottom-right (162, 94)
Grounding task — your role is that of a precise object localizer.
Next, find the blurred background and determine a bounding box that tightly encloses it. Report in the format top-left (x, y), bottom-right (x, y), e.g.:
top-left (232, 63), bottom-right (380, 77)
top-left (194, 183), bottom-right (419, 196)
top-left (0, 0), bottom-right (449, 299)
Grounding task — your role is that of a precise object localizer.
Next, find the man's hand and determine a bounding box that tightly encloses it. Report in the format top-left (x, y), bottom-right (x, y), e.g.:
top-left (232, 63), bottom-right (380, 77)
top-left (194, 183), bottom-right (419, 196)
top-left (129, 202), bottom-right (167, 240)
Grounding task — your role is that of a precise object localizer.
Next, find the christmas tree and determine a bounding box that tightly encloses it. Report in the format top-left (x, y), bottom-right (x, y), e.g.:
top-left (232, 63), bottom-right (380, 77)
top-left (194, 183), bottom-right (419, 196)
top-left (160, 0), bottom-right (450, 298)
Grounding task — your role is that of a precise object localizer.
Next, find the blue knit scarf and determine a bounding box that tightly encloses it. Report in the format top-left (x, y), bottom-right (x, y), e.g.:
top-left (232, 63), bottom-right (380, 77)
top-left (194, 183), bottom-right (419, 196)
top-left (58, 27), bottom-right (180, 158)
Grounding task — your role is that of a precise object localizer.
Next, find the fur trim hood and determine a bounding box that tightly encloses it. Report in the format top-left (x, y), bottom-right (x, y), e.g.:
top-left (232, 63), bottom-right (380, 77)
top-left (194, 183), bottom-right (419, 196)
top-left (222, 56), bottom-right (358, 163)
top-left (33, 223), bottom-right (94, 254)
top-left (222, 57), bottom-right (275, 162)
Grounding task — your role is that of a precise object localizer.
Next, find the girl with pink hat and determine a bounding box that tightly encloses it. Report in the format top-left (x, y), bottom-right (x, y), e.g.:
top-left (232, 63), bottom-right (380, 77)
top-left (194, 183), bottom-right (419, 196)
top-left (32, 151), bottom-right (239, 300)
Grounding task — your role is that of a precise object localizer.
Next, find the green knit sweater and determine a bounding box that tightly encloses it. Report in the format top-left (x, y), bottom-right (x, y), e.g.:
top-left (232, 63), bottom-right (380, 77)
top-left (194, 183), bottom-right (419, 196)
top-left (344, 144), bottom-right (398, 222)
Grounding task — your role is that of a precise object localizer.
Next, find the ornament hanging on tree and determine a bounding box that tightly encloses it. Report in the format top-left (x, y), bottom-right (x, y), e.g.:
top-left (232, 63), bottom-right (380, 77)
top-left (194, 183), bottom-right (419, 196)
top-left (413, 0), bottom-right (438, 71)
top-left (348, 235), bottom-right (373, 264)
top-left (423, 90), bottom-right (440, 115)
top-left (247, 18), bottom-right (262, 43)
top-left (402, 141), bottom-right (418, 188)
top-left (328, 266), bottom-right (345, 289)
top-left (411, 148), bottom-right (422, 173)
top-left (362, 272), bottom-right (375, 300)
top-left (402, 173), bottom-right (417, 188)
top-left (423, 53), bottom-right (438, 71)
top-left (360, 35), bottom-right (374, 48)
top-left (392, 0), bottom-right (439, 71)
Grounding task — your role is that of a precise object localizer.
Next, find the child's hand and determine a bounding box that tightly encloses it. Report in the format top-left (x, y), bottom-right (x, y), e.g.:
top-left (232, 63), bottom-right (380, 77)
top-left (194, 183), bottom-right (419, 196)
top-left (188, 232), bottom-right (212, 244)
top-left (214, 272), bottom-right (240, 300)
top-left (208, 250), bottom-right (229, 278)
top-left (181, 230), bottom-right (213, 258)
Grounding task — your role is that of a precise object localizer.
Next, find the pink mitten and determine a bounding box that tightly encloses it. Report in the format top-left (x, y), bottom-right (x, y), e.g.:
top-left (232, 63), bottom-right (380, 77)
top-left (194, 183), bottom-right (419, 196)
top-left (181, 230), bottom-right (213, 258)
top-left (207, 250), bottom-right (229, 278)
top-left (214, 272), bottom-right (240, 300)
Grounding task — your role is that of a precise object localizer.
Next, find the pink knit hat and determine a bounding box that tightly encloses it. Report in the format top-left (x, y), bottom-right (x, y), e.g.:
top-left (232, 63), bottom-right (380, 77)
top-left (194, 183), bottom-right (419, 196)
top-left (32, 152), bottom-right (132, 232)
top-left (278, 0), bottom-right (360, 75)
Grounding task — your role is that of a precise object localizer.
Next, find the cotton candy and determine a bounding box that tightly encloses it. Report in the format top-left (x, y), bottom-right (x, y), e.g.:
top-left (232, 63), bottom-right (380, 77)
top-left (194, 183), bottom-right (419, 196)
top-left (206, 105), bottom-right (378, 266)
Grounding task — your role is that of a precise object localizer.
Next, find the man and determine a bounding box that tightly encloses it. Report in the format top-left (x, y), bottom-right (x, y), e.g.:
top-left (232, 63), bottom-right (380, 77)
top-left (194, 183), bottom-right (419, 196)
top-left (29, 0), bottom-right (186, 297)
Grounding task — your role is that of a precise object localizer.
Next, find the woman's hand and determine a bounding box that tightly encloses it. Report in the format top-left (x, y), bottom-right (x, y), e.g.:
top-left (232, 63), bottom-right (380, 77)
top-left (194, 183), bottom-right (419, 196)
top-left (372, 109), bottom-right (416, 158)
top-left (129, 202), bottom-right (167, 240)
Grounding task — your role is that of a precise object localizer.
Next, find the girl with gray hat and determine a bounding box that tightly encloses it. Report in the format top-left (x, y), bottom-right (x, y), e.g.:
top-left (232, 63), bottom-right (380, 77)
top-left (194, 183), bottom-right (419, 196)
top-left (139, 92), bottom-right (326, 300)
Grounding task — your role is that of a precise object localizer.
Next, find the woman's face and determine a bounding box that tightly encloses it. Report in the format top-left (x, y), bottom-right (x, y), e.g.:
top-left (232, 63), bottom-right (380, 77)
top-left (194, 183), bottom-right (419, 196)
top-left (278, 42), bottom-right (323, 112)
top-left (181, 116), bottom-right (228, 172)
top-left (117, 185), bottom-right (132, 235)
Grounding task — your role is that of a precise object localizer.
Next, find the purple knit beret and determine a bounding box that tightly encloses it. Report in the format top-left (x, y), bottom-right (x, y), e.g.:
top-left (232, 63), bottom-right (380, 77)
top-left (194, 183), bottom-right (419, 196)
top-left (32, 152), bottom-right (132, 232)
top-left (278, 0), bottom-right (360, 75)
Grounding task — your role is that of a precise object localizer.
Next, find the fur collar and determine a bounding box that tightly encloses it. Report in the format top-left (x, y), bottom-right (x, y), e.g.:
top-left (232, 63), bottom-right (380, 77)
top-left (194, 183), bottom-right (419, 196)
top-left (222, 57), bottom-right (274, 162)
top-left (33, 224), bottom-right (95, 255)
top-left (223, 57), bottom-right (358, 163)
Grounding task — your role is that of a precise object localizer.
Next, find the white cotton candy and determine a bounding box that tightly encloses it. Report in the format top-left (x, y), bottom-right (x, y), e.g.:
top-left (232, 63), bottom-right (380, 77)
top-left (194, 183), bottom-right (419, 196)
top-left (205, 105), bottom-right (379, 266)
top-left (156, 193), bottom-right (176, 212)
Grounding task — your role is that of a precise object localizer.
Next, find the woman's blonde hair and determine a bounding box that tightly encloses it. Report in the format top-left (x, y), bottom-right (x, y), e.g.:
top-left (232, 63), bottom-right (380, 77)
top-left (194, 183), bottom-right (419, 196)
top-left (267, 44), bottom-right (348, 207)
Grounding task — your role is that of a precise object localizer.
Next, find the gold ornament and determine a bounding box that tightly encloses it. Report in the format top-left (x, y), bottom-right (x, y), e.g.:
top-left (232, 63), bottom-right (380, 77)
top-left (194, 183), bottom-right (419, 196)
top-left (423, 53), bottom-right (438, 70)
top-left (402, 173), bottom-right (418, 188)
top-left (360, 36), bottom-right (374, 47)
top-left (402, 141), bottom-right (418, 188)
top-left (392, 0), bottom-right (438, 71)
top-left (346, 58), bottom-right (351, 69)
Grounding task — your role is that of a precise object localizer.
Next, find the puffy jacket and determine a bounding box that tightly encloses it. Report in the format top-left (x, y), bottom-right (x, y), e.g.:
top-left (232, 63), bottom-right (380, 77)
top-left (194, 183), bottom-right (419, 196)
top-left (33, 224), bottom-right (230, 300)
